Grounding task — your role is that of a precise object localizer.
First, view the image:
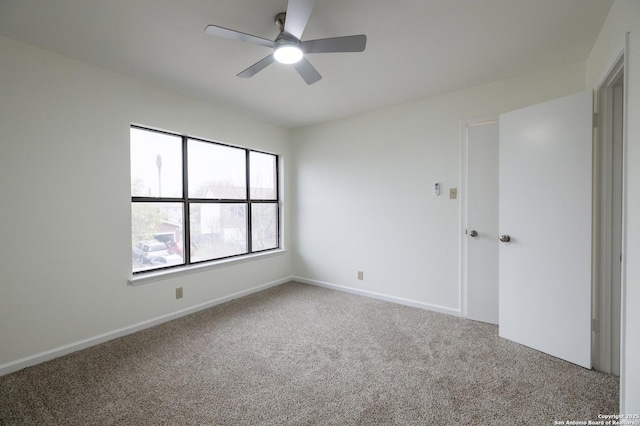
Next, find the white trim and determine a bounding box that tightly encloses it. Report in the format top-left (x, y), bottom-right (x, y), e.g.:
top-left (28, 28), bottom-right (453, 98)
top-left (294, 276), bottom-right (461, 317)
top-left (619, 32), bottom-right (630, 415)
top-left (459, 116), bottom-right (499, 319)
top-left (0, 276), bottom-right (293, 377)
top-left (592, 32), bottom-right (629, 412)
top-left (129, 249), bottom-right (287, 286)
top-left (593, 49), bottom-right (625, 374)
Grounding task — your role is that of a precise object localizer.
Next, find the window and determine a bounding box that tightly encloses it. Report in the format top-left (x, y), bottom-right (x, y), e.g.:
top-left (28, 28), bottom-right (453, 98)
top-left (130, 126), bottom-right (279, 274)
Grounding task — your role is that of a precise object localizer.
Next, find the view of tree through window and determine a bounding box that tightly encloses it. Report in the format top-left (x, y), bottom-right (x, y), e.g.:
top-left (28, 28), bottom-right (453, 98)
top-left (130, 126), bottom-right (279, 274)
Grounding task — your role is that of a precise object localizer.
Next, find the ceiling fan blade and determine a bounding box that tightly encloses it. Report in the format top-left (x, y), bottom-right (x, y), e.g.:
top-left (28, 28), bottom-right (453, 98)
top-left (205, 25), bottom-right (274, 49)
top-left (237, 55), bottom-right (276, 78)
top-left (293, 57), bottom-right (322, 85)
top-left (284, 0), bottom-right (315, 40)
top-left (302, 35), bottom-right (367, 54)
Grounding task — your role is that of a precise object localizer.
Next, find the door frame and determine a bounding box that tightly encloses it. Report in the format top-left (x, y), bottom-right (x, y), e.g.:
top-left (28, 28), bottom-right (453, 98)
top-left (592, 34), bottom-right (629, 384)
top-left (460, 115), bottom-right (498, 319)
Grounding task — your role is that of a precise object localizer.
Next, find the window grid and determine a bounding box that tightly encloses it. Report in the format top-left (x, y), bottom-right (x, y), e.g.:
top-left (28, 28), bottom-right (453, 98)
top-left (131, 125), bottom-right (279, 274)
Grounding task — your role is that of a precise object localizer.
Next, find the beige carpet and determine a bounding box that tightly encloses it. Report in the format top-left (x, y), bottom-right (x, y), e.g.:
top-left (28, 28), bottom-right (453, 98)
top-left (0, 282), bottom-right (618, 425)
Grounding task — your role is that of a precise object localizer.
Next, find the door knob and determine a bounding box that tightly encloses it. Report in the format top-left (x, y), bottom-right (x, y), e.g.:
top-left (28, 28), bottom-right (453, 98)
top-left (469, 230), bottom-right (478, 237)
top-left (500, 235), bottom-right (511, 243)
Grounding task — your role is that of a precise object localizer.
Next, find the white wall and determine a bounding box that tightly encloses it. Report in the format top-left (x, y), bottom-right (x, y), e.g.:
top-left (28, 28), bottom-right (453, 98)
top-left (0, 35), bottom-right (292, 370)
top-left (586, 0), bottom-right (640, 413)
top-left (291, 63), bottom-right (586, 313)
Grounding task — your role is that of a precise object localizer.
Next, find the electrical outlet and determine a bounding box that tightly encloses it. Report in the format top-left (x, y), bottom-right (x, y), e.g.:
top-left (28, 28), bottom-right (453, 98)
top-left (357, 271), bottom-right (364, 280)
top-left (449, 188), bottom-right (457, 199)
top-left (176, 287), bottom-right (183, 299)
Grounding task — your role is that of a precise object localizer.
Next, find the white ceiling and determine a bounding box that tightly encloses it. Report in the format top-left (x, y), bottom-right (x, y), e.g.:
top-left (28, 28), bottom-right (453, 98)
top-left (0, 0), bottom-right (612, 129)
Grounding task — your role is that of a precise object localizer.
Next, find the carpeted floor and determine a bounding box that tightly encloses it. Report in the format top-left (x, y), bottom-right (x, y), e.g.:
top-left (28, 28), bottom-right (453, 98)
top-left (0, 282), bottom-right (618, 425)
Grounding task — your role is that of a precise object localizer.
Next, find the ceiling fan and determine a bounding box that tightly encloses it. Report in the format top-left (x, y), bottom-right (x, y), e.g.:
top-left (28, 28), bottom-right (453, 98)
top-left (204, 0), bottom-right (367, 85)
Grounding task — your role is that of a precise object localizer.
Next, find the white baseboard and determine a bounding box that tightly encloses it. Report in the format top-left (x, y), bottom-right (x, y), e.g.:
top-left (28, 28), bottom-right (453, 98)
top-left (293, 276), bottom-right (461, 317)
top-left (0, 276), bottom-right (293, 377)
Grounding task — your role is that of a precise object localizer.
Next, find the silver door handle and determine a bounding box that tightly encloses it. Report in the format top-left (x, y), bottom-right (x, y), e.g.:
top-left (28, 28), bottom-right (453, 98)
top-left (500, 235), bottom-right (511, 243)
top-left (469, 230), bottom-right (478, 237)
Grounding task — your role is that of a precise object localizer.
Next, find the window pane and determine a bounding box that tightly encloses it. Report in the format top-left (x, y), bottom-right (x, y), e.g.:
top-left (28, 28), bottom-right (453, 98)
top-left (131, 128), bottom-right (182, 198)
top-left (188, 140), bottom-right (246, 199)
top-left (250, 151), bottom-right (277, 200)
top-left (132, 202), bottom-right (184, 273)
top-left (190, 203), bottom-right (247, 262)
top-left (252, 203), bottom-right (278, 251)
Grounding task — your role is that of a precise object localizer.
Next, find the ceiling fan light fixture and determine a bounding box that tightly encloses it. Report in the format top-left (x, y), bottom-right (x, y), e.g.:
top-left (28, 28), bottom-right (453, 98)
top-left (274, 44), bottom-right (303, 64)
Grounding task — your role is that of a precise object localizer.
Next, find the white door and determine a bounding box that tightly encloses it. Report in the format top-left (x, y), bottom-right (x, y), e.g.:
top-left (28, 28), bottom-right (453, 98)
top-left (499, 90), bottom-right (593, 368)
top-left (465, 120), bottom-right (499, 324)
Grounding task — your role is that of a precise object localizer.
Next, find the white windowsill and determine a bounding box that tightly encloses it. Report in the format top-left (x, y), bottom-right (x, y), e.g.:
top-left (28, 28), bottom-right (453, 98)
top-left (128, 249), bottom-right (287, 286)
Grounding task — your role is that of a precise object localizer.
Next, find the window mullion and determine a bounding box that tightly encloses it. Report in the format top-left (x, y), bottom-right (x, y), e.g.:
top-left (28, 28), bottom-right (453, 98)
top-left (275, 155), bottom-right (280, 251)
top-left (183, 135), bottom-right (191, 265)
top-left (246, 149), bottom-right (252, 254)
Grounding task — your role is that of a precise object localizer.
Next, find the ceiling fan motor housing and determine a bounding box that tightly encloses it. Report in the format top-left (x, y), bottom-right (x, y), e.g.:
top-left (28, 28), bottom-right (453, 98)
top-left (275, 12), bottom-right (287, 32)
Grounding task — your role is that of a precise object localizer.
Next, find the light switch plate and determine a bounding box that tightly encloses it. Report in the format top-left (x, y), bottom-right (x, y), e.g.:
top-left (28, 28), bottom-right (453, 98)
top-left (449, 188), bottom-right (457, 199)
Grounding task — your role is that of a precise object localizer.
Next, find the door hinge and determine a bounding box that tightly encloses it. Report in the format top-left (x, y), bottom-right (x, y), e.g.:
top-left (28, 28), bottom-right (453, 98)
top-left (593, 112), bottom-right (599, 129)
top-left (592, 318), bottom-right (599, 333)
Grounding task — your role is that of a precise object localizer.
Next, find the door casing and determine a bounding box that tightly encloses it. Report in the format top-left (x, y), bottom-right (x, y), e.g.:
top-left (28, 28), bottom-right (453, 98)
top-left (593, 42), bottom-right (628, 379)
